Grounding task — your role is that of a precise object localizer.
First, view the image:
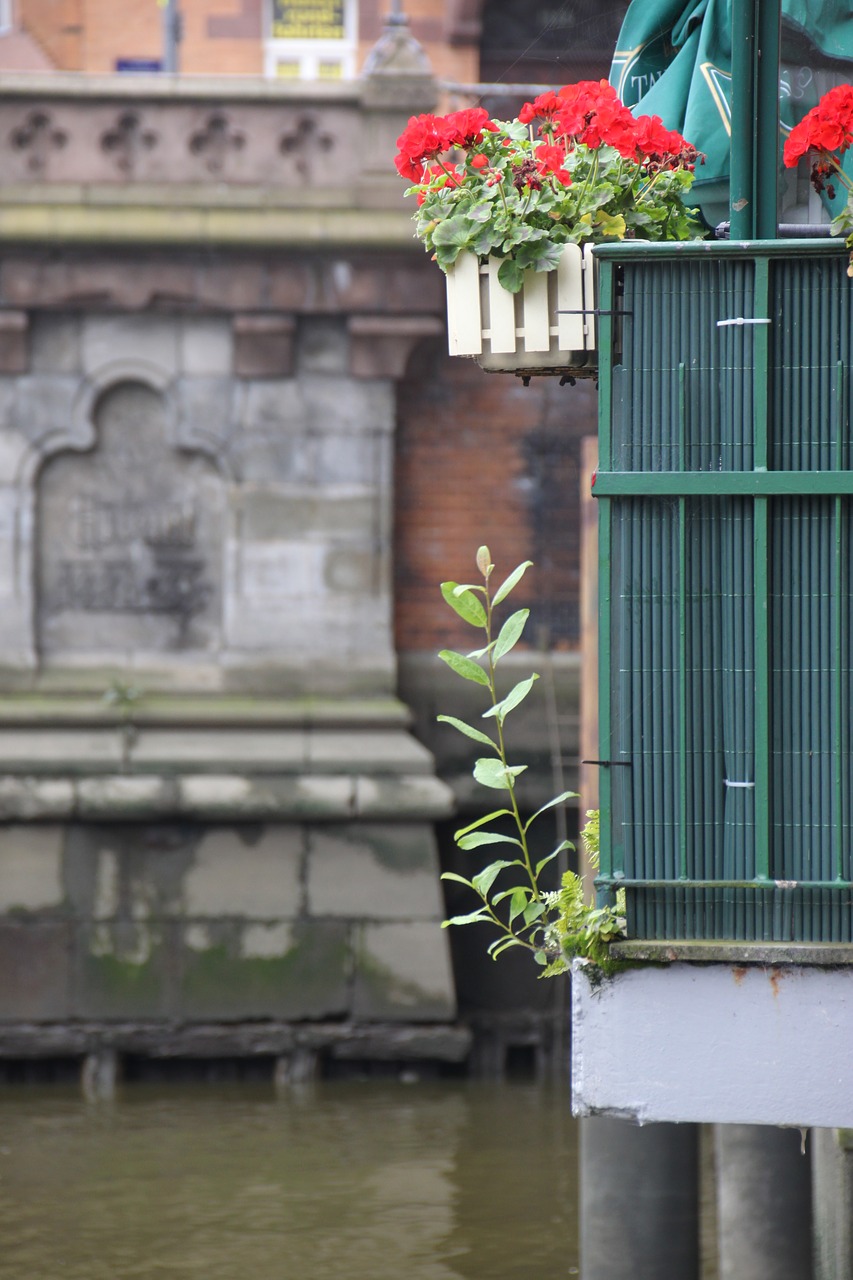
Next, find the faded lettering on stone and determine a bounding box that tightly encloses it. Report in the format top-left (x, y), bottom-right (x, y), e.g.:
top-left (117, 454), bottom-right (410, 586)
top-left (38, 380), bottom-right (223, 658)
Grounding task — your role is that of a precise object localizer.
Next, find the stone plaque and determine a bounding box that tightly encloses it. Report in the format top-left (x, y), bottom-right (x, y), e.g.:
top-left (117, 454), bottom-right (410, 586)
top-left (38, 381), bottom-right (224, 660)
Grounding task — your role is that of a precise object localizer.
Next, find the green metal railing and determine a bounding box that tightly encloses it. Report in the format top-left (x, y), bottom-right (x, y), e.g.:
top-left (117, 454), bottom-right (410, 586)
top-left (595, 239), bottom-right (853, 942)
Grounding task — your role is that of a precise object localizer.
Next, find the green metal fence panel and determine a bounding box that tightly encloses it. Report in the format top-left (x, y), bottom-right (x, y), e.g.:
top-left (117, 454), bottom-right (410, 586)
top-left (595, 240), bottom-right (853, 942)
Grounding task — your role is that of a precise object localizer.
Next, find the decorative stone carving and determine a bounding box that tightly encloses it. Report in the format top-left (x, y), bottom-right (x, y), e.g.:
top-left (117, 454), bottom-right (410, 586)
top-left (100, 111), bottom-right (158, 174)
top-left (37, 380), bottom-right (224, 661)
top-left (9, 110), bottom-right (67, 174)
top-left (279, 115), bottom-right (334, 179)
top-left (188, 112), bottom-right (245, 173)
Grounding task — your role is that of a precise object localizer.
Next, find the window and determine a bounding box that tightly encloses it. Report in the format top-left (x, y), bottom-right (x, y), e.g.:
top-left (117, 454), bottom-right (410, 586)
top-left (264, 0), bottom-right (356, 80)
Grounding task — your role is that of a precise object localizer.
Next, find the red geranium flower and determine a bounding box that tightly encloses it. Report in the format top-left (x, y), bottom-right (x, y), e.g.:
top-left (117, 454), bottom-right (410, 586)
top-left (784, 83), bottom-right (853, 168)
top-left (534, 143), bottom-right (571, 185)
top-left (519, 91), bottom-right (563, 126)
top-left (443, 107), bottom-right (497, 147)
top-left (394, 113), bottom-right (453, 180)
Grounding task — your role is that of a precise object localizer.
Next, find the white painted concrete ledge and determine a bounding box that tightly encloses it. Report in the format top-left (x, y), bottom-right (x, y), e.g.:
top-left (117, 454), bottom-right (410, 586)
top-left (571, 958), bottom-right (853, 1128)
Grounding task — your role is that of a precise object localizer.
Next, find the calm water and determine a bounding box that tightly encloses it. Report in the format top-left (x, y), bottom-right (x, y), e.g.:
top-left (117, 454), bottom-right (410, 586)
top-left (0, 1079), bottom-right (579, 1280)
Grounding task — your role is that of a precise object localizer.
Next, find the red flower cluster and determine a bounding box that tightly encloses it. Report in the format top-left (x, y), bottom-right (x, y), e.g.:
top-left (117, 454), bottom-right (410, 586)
top-left (395, 107), bottom-right (496, 182)
top-left (783, 83), bottom-right (853, 169)
top-left (521, 79), bottom-right (699, 170)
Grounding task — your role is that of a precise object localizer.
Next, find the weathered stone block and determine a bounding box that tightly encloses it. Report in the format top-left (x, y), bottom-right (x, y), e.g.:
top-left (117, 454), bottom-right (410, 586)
top-left (74, 920), bottom-right (176, 1018)
top-left (184, 827), bottom-right (303, 918)
top-left (239, 490), bottom-right (375, 540)
top-left (307, 729), bottom-right (434, 775)
top-left (11, 375), bottom-right (82, 447)
top-left (178, 918), bottom-right (350, 1019)
top-left (306, 823), bottom-right (444, 918)
top-left (178, 773), bottom-right (355, 819)
top-left (0, 921), bottom-right (73, 1019)
top-left (0, 778), bottom-right (75, 820)
top-left (352, 922), bottom-right (456, 1021)
top-left (238, 379), bottom-right (306, 435)
top-left (62, 824), bottom-right (195, 922)
top-left (301, 374), bottom-right (394, 436)
top-left (353, 774), bottom-right (455, 820)
top-left (81, 314), bottom-right (180, 376)
top-left (0, 312), bottom-right (29, 374)
top-left (76, 775), bottom-right (175, 816)
top-left (233, 315), bottom-right (295, 377)
top-left (176, 377), bottom-right (235, 450)
top-left (131, 728), bottom-right (308, 771)
top-left (0, 825), bottom-right (64, 913)
top-left (0, 728), bottom-right (124, 772)
top-left (295, 319), bottom-right (348, 375)
top-left (323, 545), bottom-right (377, 593)
top-left (180, 317), bottom-right (232, 376)
top-left (30, 313), bottom-right (81, 374)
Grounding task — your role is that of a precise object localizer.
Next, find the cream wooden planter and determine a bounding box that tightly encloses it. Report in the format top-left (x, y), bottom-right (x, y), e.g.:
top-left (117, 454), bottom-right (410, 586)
top-left (444, 242), bottom-right (597, 376)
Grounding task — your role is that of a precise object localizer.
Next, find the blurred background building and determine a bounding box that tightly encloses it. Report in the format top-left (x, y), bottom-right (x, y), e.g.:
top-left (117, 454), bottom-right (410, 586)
top-left (0, 0), bottom-right (630, 1077)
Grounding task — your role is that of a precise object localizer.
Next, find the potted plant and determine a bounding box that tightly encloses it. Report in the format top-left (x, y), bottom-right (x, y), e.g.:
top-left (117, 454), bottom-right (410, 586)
top-left (783, 82), bottom-right (853, 271)
top-left (394, 81), bottom-right (705, 376)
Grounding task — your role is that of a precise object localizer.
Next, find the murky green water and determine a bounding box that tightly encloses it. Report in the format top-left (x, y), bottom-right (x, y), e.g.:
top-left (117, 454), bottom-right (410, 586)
top-left (0, 1079), bottom-right (578, 1280)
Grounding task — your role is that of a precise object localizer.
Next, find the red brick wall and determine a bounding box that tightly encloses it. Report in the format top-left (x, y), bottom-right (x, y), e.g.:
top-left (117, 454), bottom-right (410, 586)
top-left (394, 340), bottom-right (598, 656)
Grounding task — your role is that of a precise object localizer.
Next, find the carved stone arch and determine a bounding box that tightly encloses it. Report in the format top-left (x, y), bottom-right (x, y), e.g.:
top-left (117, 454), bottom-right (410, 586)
top-left (36, 373), bottom-right (228, 668)
top-left (70, 359), bottom-right (235, 481)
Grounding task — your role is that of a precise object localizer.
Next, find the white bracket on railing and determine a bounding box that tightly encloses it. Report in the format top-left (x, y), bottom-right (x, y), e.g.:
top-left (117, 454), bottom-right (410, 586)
top-left (716, 317), bottom-right (772, 327)
top-left (724, 779), bottom-right (755, 788)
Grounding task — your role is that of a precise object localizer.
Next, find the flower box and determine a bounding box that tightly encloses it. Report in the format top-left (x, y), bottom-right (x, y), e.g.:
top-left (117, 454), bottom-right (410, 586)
top-left (444, 242), bottom-right (597, 376)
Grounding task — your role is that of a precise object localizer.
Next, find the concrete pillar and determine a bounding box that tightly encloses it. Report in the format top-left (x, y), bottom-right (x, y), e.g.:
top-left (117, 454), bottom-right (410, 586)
top-left (715, 1124), bottom-right (812, 1280)
top-left (812, 1128), bottom-right (853, 1280)
top-left (81, 1049), bottom-right (119, 1101)
top-left (580, 1117), bottom-right (700, 1280)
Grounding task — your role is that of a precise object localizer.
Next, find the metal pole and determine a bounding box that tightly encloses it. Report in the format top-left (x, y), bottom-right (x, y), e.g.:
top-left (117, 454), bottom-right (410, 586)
top-left (730, 0), bottom-right (757, 238)
top-left (730, 0), bottom-right (781, 239)
top-left (755, 0), bottom-right (782, 238)
top-left (162, 0), bottom-right (181, 74)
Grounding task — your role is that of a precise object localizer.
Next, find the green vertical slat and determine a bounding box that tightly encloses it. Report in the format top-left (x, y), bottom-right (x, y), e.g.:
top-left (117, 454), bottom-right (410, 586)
top-left (836, 359), bottom-right (846, 886)
top-left (753, 256), bottom-right (771, 886)
top-left (597, 255), bottom-right (614, 906)
top-left (678, 362), bottom-right (688, 885)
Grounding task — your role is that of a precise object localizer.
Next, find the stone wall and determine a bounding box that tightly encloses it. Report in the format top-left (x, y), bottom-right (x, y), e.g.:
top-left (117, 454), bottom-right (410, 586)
top-left (0, 53), bottom-right (469, 1055)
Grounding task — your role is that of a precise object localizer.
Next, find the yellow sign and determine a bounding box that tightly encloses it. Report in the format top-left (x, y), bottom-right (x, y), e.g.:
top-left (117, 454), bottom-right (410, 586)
top-left (271, 0), bottom-right (345, 41)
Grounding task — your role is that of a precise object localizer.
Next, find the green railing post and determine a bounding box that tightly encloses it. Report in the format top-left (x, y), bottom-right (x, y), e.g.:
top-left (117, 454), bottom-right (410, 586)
top-left (730, 0), bottom-right (781, 239)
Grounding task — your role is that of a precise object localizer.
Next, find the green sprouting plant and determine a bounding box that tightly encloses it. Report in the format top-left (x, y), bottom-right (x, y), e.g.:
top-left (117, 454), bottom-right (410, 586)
top-left (438, 547), bottom-right (624, 973)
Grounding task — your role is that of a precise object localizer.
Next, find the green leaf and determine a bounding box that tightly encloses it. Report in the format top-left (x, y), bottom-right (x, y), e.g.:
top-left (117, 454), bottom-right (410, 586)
top-left (454, 809), bottom-right (512, 840)
top-left (488, 935), bottom-right (526, 958)
top-left (482, 673), bottom-right (539, 724)
top-left (467, 642), bottom-right (496, 660)
top-left (493, 608), bottom-right (529, 661)
top-left (523, 900), bottom-right (546, 925)
top-left (432, 215), bottom-right (475, 247)
top-left (437, 715), bottom-right (497, 750)
top-left (529, 241), bottom-right (568, 273)
top-left (472, 860), bottom-right (516, 896)
top-left (508, 885), bottom-right (529, 925)
top-left (440, 871), bottom-right (475, 888)
top-left (442, 910), bottom-right (491, 928)
top-left (476, 545), bottom-right (493, 577)
top-left (457, 831), bottom-right (522, 851)
top-left (492, 560), bottom-right (533, 606)
top-left (524, 792), bottom-right (579, 831)
top-left (473, 758), bottom-right (528, 790)
top-left (535, 850), bottom-right (559, 876)
top-left (438, 649), bottom-right (490, 687)
top-left (496, 257), bottom-right (525, 293)
top-left (440, 581), bottom-right (487, 627)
